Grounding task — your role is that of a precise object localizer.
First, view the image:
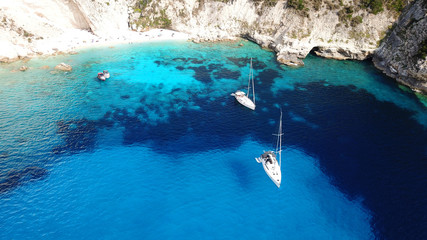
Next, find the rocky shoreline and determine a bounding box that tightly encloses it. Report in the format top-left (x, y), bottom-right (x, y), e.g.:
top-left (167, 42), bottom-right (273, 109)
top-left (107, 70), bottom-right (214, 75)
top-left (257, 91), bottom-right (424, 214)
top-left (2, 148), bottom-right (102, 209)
top-left (373, 0), bottom-right (427, 93)
top-left (129, 0), bottom-right (427, 94)
top-left (0, 0), bottom-right (426, 93)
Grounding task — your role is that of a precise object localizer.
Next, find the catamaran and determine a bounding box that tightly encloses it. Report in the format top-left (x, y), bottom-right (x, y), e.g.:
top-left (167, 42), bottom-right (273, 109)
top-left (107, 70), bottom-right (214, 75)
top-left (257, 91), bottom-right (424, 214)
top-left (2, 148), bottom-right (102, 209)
top-left (255, 110), bottom-right (283, 188)
top-left (231, 58), bottom-right (256, 110)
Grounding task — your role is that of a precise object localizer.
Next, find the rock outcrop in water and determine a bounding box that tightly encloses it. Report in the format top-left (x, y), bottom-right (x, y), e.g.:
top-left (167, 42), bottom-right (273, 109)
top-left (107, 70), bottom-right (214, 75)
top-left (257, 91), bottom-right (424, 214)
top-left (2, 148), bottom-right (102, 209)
top-left (54, 63), bottom-right (73, 71)
top-left (373, 0), bottom-right (427, 93)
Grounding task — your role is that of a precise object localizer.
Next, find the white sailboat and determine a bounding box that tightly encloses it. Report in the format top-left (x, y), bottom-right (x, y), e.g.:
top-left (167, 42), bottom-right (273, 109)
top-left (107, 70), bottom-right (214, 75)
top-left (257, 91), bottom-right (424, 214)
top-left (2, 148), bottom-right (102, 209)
top-left (231, 58), bottom-right (256, 110)
top-left (255, 110), bottom-right (283, 188)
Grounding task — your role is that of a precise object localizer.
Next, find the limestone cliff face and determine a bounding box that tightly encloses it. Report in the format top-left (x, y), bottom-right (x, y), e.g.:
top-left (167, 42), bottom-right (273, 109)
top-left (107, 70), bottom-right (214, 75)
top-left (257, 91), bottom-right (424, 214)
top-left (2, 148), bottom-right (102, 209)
top-left (0, 0), bottom-right (90, 60)
top-left (0, 0), bottom-right (402, 65)
top-left (1, 0), bottom-right (425, 93)
top-left (72, 0), bottom-right (129, 35)
top-left (0, 0), bottom-right (130, 61)
top-left (130, 0), bottom-right (396, 66)
top-left (373, 0), bottom-right (427, 93)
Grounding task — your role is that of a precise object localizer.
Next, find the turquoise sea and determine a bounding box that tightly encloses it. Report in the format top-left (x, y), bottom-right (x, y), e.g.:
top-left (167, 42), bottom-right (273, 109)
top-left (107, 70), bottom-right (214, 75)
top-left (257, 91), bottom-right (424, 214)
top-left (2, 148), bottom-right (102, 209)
top-left (0, 40), bottom-right (426, 239)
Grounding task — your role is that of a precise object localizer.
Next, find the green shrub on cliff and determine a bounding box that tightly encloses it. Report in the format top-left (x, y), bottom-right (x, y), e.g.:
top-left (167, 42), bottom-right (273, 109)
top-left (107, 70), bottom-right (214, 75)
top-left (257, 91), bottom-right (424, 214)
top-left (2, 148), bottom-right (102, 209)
top-left (351, 15), bottom-right (363, 27)
top-left (252, 0), bottom-right (279, 6)
top-left (361, 0), bottom-right (407, 14)
top-left (361, 0), bottom-right (384, 14)
top-left (288, 0), bottom-right (305, 10)
top-left (386, 0), bottom-right (406, 12)
top-left (154, 9), bottom-right (172, 28)
top-left (312, 0), bottom-right (323, 10)
top-left (286, 0), bottom-right (407, 16)
top-left (138, 0), bottom-right (151, 10)
top-left (417, 39), bottom-right (427, 59)
top-left (337, 6), bottom-right (363, 27)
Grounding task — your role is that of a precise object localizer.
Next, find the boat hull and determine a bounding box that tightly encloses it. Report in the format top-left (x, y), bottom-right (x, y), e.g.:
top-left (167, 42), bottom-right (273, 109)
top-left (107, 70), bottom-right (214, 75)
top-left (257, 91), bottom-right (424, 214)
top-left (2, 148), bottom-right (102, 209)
top-left (232, 91), bottom-right (255, 110)
top-left (256, 152), bottom-right (281, 188)
top-left (97, 73), bottom-right (106, 81)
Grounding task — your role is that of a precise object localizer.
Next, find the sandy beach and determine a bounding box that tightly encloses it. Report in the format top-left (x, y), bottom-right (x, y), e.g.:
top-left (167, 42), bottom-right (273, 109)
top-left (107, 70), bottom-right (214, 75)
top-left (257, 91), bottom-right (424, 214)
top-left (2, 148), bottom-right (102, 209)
top-left (0, 0), bottom-right (189, 62)
top-left (0, 28), bottom-right (189, 62)
top-left (52, 28), bottom-right (189, 51)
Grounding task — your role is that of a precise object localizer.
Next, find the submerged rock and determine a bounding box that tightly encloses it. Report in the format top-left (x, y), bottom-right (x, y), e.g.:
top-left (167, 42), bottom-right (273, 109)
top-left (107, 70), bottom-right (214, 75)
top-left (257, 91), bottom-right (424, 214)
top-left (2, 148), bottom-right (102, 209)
top-left (19, 66), bottom-right (28, 71)
top-left (0, 166), bottom-right (48, 194)
top-left (54, 62), bottom-right (72, 71)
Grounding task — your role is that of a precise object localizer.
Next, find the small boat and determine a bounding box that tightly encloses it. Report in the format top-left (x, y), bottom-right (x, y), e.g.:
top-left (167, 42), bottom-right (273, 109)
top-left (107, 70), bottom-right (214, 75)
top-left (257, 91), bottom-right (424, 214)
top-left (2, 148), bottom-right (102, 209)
top-left (97, 72), bottom-right (106, 81)
top-left (255, 110), bottom-right (283, 188)
top-left (231, 58), bottom-right (256, 110)
top-left (103, 70), bottom-right (110, 79)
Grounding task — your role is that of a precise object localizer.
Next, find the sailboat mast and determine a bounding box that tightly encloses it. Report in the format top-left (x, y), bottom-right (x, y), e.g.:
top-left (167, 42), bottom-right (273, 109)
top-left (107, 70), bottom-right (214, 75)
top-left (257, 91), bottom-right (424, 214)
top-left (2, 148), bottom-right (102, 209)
top-left (275, 110), bottom-right (283, 167)
top-left (279, 110), bottom-right (282, 167)
top-left (252, 65), bottom-right (255, 104)
top-left (247, 58), bottom-right (252, 97)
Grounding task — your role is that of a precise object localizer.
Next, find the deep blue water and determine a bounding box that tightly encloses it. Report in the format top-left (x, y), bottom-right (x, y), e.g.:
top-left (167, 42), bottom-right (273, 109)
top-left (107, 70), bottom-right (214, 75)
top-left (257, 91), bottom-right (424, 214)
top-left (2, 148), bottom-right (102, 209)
top-left (0, 40), bottom-right (426, 240)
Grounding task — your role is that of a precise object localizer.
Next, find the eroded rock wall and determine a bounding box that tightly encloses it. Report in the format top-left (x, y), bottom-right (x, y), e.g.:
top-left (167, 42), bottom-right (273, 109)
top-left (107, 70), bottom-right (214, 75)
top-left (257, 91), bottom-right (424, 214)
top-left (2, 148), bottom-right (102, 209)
top-left (130, 0), bottom-right (396, 66)
top-left (373, 0), bottom-right (427, 93)
top-left (73, 0), bottom-right (130, 35)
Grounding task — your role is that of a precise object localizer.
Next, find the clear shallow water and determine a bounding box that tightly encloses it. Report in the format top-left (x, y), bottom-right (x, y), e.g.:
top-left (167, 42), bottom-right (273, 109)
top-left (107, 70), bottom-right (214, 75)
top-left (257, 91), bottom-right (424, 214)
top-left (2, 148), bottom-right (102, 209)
top-left (0, 145), bottom-right (373, 239)
top-left (0, 40), bottom-right (426, 239)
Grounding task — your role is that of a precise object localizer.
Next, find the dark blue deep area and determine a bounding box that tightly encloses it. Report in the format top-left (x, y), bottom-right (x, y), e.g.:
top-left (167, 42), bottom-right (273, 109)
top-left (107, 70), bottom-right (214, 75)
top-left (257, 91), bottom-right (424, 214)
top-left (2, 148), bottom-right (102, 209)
top-left (281, 82), bottom-right (427, 239)
top-left (0, 41), bottom-right (426, 239)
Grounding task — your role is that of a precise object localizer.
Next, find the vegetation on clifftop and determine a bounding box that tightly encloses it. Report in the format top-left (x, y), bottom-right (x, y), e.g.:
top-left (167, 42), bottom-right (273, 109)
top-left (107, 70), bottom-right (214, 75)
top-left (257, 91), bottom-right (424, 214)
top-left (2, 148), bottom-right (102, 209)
top-left (286, 0), bottom-right (409, 15)
top-left (132, 0), bottom-right (172, 30)
top-left (130, 0), bottom-right (409, 36)
top-left (417, 39), bottom-right (427, 59)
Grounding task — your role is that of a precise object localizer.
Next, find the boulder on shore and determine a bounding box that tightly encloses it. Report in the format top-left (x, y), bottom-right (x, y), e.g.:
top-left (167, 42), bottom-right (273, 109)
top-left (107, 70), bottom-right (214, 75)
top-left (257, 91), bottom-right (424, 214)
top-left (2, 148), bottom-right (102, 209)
top-left (277, 54), bottom-right (304, 67)
top-left (54, 63), bottom-right (72, 71)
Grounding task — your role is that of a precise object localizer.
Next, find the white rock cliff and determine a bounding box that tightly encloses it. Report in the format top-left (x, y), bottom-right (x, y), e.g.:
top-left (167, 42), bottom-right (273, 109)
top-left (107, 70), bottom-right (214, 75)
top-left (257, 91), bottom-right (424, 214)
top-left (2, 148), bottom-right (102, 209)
top-left (134, 0), bottom-right (395, 66)
top-left (0, 0), bottom-right (425, 93)
top-left (0, 0), bottom-right (130, 61)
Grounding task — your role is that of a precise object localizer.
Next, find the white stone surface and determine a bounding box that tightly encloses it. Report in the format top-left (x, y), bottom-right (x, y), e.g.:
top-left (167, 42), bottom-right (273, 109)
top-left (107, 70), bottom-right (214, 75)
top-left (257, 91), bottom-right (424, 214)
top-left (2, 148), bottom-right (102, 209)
top-left (0, 0), bottom-right (400, 66)
top-left (0, 0), bottom-right (188, 62)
